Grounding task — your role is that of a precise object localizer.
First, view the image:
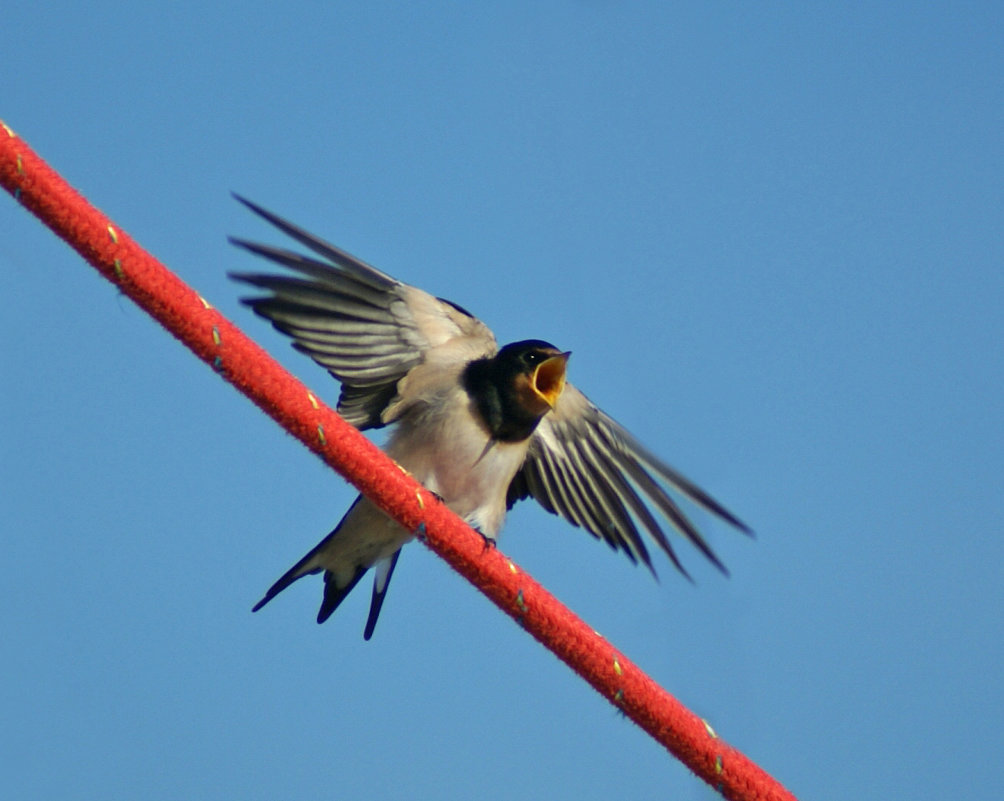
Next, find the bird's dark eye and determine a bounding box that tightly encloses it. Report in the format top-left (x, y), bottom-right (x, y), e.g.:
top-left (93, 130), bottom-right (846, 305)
top-left (523, 351), bottom-right (543, 366)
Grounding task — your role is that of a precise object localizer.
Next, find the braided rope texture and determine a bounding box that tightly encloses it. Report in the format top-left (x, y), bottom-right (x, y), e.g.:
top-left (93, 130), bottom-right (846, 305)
top-left (0, 120), bottom-right (796, 801)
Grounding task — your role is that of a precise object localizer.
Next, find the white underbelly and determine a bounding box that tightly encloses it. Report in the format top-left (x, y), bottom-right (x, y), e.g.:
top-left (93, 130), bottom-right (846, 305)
top-left (385, 392), bottom-right (528, 537)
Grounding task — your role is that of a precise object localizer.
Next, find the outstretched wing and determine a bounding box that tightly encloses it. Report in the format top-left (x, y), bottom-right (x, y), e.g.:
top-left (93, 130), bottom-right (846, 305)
top-left (507, 383), bottom-right (752, 578)
top-left (229, 195), bottom-right (496, 429)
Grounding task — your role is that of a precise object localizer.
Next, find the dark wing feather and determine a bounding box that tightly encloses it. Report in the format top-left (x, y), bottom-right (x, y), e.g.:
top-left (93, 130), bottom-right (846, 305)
top-left (229, 195), bottom-right (495, 429)
top-left (509, 383), bottom-right (751, 577)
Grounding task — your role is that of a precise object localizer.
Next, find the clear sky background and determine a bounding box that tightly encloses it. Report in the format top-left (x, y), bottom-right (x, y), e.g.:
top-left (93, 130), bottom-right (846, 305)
top-left (2, 4), bottom-right (1001, 800)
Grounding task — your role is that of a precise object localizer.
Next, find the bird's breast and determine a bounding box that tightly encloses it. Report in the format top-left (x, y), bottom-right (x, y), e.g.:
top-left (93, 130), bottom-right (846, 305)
top-left (385, 386), bottom-right (529, 537)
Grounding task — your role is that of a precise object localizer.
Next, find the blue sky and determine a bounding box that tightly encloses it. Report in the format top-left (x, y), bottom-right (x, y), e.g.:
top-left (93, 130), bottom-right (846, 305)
top-left (2, 4), bottom-right (1001, 799)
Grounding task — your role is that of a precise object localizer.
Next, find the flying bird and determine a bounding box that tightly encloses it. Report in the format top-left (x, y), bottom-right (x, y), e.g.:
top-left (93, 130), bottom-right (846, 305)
top-left (231, 196), bottom-right (751, 639)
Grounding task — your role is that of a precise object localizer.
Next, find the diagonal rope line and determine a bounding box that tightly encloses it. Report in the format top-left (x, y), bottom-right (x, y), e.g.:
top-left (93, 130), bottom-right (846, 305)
top-left (0, 120), bottom-right (796, 801)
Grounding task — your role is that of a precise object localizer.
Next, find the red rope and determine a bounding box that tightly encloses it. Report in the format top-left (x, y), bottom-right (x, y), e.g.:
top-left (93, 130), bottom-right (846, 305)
top-left (0, 120), bottom-right (796, 801)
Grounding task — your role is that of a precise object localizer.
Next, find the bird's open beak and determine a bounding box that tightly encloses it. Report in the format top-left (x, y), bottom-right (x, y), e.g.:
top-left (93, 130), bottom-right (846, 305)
top-left (532, 352), bottom-right (571, 409)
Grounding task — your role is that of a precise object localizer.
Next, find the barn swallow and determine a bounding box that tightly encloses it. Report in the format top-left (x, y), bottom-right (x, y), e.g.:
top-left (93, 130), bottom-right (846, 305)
top-left (230, 196), bottom-right (751, 639)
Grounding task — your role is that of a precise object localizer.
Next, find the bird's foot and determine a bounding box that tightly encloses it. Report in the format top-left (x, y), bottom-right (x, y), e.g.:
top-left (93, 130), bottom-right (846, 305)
top-left (472, 526), bottom-right (497, 552)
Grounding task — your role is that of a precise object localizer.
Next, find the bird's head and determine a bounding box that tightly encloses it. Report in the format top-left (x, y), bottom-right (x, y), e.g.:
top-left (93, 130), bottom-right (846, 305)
top-left (497, 340), bottom-right (571, 413)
